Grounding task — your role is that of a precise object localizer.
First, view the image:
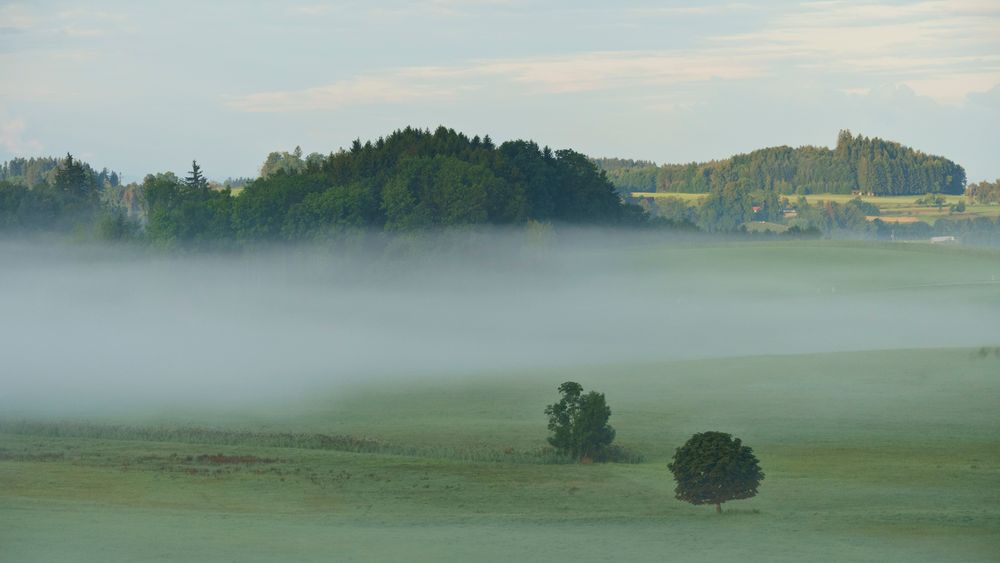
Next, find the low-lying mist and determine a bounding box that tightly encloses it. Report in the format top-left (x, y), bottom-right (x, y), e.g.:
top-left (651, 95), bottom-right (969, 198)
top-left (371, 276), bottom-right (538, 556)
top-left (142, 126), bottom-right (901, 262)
top-left (2, 230), bottom-right (998, 415)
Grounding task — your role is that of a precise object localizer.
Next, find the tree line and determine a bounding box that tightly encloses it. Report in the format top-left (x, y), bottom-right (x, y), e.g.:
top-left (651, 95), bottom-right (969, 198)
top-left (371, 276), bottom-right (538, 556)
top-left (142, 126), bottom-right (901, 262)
top-left (1, 156), bottom-right (121, 191)
top-left (967, 179), bottom-right (1000, 205)
top-left (0, 154), bottom-right (109, 232)
top-left (2, 127), bottom-right (997, 244)
top-left (598, 130), bottom-right (966, 197)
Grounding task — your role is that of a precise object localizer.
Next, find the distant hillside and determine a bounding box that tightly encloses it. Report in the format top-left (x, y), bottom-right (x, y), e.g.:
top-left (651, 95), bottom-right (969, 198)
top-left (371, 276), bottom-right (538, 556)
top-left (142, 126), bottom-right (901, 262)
top-left (597, 131), bottom-right (965, 196)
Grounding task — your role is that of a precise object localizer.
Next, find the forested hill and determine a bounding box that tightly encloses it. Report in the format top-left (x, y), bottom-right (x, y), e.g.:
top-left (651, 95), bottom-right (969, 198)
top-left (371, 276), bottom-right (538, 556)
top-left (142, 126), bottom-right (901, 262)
top-left (138, 126), bottom-right (645, 246)
top-left (596, 131), bottom-right (965, 196)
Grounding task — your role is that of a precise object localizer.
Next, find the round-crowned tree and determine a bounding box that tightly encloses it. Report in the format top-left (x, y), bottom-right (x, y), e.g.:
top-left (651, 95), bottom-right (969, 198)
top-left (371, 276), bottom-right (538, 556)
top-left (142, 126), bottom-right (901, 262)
top-left (668, 431), bottom-right (764, 513)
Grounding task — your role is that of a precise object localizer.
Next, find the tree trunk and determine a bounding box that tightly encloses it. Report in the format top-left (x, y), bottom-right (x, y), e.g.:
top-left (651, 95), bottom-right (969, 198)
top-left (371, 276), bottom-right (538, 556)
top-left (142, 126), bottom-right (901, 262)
top-left (715, 502), bottom-right (722, 514)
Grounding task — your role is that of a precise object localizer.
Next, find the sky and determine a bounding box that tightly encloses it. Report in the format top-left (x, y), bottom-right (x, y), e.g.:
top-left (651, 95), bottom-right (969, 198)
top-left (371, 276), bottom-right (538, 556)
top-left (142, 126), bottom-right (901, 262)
top-left (1, 0), bottom-right (998, 182)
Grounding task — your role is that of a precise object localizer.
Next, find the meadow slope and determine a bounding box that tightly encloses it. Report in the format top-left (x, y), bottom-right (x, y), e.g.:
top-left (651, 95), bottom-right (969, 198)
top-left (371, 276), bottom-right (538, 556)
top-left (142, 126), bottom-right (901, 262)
top-left (2, 239), bottom-right (999, 561)
top-left (2, 347), bottom-right (998, 562)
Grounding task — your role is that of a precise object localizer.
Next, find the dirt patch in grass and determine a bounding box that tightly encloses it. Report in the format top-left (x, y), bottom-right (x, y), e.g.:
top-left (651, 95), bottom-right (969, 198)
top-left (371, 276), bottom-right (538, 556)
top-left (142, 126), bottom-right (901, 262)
top-left (0, 449), bottom-right (65, 462)
top-left (867, 216), bottom-right (921, 223)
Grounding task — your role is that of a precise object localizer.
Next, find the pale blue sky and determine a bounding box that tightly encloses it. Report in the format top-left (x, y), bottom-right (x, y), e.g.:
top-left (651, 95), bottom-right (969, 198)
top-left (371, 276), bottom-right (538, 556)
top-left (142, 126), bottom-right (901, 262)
top-left (2, 0), bottom-right (998, 182)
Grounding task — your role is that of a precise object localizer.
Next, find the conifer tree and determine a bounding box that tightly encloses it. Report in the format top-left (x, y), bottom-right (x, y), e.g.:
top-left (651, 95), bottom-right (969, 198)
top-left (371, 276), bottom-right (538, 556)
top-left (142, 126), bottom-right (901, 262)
top-left (54, 153), bottom-right (90, 198)
top-left (185, 160), bottom-right (209, 191)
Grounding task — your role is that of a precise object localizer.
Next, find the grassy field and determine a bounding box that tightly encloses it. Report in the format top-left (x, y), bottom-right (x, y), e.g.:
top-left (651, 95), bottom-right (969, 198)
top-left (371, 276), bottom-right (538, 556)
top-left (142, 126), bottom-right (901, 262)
top-left (2, 349), bottom-right (999, 561)
top-left (2, 241), bottom-right (999, 562)
top-left (631, 191), bottom-right (1000, 225)
top-left (742, 221), bottom-right (789, 233)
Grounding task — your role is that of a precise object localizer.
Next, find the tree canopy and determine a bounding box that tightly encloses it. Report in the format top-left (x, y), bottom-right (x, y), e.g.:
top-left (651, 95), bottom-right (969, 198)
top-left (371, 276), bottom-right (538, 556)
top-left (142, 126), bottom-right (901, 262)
top-left (544, 381), bottom-right (616, 462)
top-left (141, 170), bottom-right (233, 249)
top-left (668, 431), bottom-right (764, 513)
top-left (967, 179), bottom-right (1000, 205)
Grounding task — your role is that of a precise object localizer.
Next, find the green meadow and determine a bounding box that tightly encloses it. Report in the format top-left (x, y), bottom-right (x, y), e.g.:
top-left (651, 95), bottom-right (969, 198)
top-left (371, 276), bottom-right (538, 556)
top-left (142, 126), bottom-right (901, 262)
top-left (2, 241), bottom-right (999, 562)
top-left (632, 191), bottom-right (1000, 224)
top-left (3, 349), bottom-right (999, 561)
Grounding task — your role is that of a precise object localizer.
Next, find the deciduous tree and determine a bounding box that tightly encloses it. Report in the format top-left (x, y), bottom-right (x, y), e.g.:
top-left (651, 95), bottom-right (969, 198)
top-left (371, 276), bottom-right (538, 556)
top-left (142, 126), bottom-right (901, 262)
top-left (544, 381), bottom-right (616, 462)
top-left (668, 431), bottom-right (764, 513)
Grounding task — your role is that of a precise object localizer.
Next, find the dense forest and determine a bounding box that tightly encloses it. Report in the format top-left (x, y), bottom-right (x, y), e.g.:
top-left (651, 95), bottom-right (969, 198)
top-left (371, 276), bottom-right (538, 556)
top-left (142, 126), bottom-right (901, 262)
top-left (598, 131), bottom-right (966, 196)
top-left (149, 127), bottom-right (645, 247)
top-left (0, 127), bottom-right (645, 246)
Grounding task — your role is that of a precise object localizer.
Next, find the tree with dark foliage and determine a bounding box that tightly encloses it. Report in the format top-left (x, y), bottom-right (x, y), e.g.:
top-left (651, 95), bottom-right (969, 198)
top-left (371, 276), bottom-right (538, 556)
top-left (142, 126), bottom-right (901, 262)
top-left (184, 160), bottom-right (209, 191)
top-left (53, 153), bottom-right (93, 200)
top-left (668, 431), bottom-right (764, 513)
top-left (544, 381), bottom-right (616, 462)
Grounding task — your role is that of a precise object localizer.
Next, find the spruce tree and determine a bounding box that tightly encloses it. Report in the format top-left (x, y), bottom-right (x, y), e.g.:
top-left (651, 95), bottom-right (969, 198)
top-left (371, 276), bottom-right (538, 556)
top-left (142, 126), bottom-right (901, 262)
top-left (54, 153), bottom-right (89, 198)
top-left (185, 160), bottom-right (209, 191)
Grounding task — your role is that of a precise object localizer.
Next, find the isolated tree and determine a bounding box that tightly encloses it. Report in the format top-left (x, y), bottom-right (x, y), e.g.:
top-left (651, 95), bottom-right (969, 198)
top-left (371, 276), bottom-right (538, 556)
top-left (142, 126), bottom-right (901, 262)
top-left (544, 381), bottom-right (615, 461)
top-left (668, 431), bottom-right (764, 513)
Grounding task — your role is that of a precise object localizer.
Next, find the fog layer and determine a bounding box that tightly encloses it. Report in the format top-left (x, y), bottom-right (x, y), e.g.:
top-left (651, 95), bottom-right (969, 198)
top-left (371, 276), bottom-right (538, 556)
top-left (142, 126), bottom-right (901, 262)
top-left (2, 232), bottom-right (998, 412)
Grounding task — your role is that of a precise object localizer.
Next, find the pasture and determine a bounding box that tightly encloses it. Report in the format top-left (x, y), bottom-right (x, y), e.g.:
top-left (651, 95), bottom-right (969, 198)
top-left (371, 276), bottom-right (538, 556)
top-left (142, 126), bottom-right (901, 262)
top-left (2, 241), bottom-right (999, 561)
top-left (631, 191), bottom-right (1000, 225)
top-left (2, 349), bottom-right (999, 561)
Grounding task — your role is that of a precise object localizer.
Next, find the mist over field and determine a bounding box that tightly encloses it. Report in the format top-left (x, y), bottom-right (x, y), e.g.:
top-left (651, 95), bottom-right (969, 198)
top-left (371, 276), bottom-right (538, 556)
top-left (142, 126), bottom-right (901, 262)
top-left (2, 233), bottom-right (998, 414)
top-left (5, 1), bottom-right (1000, 559)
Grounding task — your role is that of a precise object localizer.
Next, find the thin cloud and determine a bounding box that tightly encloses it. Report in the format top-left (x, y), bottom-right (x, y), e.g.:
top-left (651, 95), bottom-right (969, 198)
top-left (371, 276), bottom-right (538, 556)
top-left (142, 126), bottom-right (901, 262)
top-left (710, 1), bottom-right (1000, 102)
top-left (288, 3), bottom-right (349, 16)
top-left (0, 4), bottom-right (35, 30)
top-left (227, 51), bottom-right (768, 112)
top-left (230, 0), bottom-right (1000, 112)
top-left (839, 87), bottom-right (872, 96)
top-left (62, 27), bottom-right (105, 38)
top-left (226, 75), bottom-right (461, 112)
top-left (903, 73), bottom-right (1000, 105)
top-left (396, 0), bottom-right (520, 17)
top-left (0, 5), bottom-right (133, 44)
top-left (630, 3), bottom-right (758, 17)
